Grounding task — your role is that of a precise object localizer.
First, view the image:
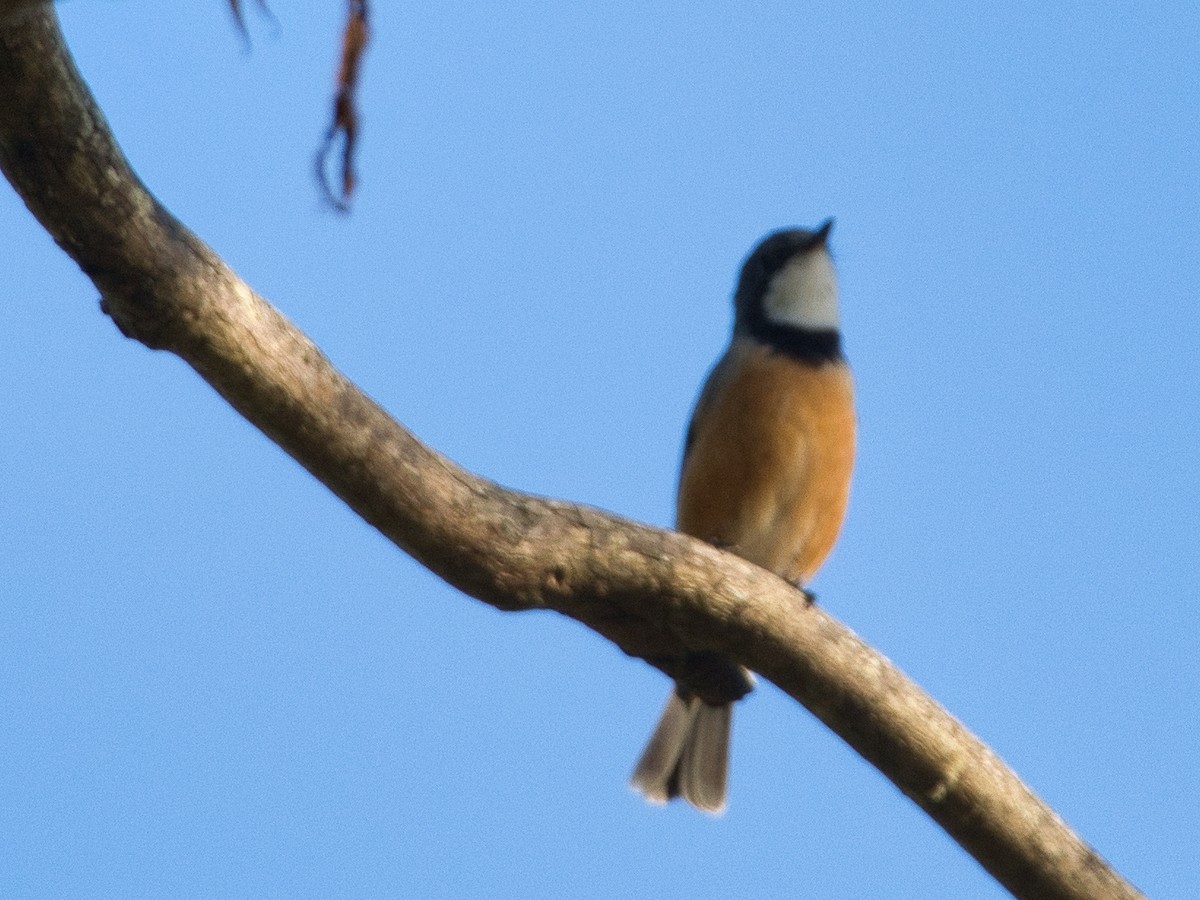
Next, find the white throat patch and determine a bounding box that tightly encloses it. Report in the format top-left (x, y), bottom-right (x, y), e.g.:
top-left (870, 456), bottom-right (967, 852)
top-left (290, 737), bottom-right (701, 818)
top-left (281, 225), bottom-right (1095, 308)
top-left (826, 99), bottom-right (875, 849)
top-left (761, 249), bottom-right (839, 330)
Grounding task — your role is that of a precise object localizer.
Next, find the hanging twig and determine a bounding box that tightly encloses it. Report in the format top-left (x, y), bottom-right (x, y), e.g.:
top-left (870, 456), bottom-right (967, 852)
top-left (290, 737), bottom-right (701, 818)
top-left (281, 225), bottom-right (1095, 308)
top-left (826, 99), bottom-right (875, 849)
top-left (316, 0), bottom-right (369, 212)
top-left (227, 0), bottom-right (275, 43)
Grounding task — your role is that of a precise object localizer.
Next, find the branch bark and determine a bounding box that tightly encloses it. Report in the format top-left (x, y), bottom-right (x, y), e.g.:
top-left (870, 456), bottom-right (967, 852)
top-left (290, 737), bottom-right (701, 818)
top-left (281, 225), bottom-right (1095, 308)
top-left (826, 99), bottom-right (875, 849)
top-left (0, 7), bottom-right (1141, 899)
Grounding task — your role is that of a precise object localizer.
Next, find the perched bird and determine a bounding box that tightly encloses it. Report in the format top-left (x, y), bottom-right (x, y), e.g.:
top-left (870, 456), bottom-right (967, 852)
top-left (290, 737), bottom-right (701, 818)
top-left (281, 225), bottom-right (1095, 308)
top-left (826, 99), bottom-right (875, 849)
top-left (630, 220), bottom-right (856, 813)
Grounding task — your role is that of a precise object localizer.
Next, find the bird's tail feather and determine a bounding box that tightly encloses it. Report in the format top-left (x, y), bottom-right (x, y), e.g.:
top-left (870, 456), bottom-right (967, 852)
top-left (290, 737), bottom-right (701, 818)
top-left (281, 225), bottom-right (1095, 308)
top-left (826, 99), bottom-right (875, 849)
top-left (630, 691), bottom-right (731, 814)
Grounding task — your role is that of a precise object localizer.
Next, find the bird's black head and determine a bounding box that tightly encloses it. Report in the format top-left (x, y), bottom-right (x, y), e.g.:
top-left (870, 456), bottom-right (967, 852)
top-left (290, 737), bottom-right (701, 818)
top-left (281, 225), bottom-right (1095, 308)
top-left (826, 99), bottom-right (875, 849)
top-left (732, 219), bottom-right (842, 363)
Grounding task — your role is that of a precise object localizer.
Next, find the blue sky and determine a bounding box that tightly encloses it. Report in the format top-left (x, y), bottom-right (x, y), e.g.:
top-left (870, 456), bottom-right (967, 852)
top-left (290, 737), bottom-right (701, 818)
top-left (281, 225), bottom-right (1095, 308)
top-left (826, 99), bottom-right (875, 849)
top-left (2, 2), bottom-right (1197, 897)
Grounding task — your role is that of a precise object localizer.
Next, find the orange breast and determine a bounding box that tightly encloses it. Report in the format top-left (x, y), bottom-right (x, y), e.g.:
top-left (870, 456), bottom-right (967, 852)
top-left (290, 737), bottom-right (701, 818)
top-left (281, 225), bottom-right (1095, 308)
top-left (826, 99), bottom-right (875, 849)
top-left (677, 339), bottom-right (855, 586)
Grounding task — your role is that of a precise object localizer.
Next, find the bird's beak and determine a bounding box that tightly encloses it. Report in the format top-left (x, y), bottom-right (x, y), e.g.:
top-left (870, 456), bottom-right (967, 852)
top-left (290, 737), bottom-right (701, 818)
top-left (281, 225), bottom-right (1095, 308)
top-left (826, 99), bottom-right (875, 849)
top-left (815, 217), bottom-right (835, 245)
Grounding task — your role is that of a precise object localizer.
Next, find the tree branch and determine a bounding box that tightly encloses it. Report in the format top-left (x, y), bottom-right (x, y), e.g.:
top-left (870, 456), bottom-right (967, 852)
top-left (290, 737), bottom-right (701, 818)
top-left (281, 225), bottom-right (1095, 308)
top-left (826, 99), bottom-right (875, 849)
top-left (0, 7), bottom-right (1141, 899)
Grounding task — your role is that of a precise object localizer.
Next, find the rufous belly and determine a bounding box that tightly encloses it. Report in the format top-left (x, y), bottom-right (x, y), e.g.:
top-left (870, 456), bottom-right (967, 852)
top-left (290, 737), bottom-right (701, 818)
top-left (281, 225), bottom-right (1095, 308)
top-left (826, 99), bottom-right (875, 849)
top-left (677, 341), bottom-right (855, 585)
